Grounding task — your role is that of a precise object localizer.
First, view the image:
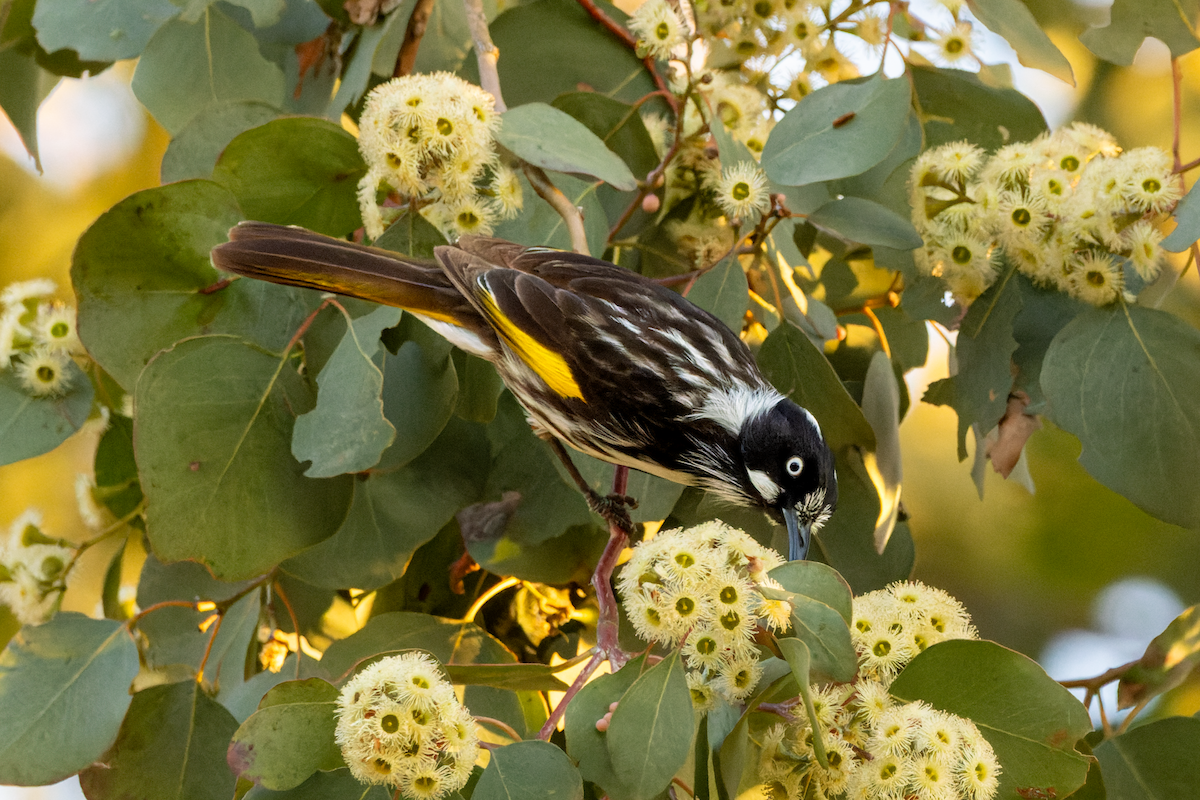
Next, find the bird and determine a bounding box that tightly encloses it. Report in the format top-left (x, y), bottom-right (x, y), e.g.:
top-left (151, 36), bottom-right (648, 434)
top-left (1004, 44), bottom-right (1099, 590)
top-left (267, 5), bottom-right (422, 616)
top-left (211, 222), bottom-right (837, 560)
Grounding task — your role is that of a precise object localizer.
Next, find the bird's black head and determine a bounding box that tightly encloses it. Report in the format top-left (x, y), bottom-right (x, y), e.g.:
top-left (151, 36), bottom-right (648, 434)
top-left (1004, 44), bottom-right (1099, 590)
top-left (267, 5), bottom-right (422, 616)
top-left (738, 398), bottom-right (837, 560)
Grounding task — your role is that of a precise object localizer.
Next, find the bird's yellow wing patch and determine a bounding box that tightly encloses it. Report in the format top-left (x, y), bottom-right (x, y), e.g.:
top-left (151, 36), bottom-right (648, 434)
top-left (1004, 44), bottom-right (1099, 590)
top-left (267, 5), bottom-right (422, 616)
top-left (479, 290), bottom-right (585, 401)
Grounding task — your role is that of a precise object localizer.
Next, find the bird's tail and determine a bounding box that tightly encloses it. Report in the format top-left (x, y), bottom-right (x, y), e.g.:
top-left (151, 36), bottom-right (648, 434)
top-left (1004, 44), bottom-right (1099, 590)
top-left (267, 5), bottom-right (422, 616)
top-left (210, 221), bottom-right (476, 327)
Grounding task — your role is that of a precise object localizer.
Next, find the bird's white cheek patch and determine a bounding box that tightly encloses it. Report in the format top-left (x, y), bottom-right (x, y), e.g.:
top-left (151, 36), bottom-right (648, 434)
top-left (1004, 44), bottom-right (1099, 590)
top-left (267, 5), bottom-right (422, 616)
top-left (747, 469), bottom-right (781, 504)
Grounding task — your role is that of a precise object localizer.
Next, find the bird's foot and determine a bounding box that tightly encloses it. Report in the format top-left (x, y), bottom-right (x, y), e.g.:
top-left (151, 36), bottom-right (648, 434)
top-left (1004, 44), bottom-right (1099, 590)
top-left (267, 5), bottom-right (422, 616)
top-left (586, 492), bottom-right (638, 535)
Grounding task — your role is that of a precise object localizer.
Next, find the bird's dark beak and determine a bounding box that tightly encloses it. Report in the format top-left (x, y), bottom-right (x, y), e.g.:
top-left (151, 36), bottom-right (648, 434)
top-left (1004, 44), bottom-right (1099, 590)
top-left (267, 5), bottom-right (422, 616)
top-left (783, 506), bottom-right (811, 561)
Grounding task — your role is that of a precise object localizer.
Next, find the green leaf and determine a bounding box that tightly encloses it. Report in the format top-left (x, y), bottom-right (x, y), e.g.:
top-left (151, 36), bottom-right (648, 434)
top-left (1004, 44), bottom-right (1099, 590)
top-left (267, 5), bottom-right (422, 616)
top-left (228, 679), bottom-right (344, 791)
top-left (373, 315), bottom-right (460, 471)
top-left (807, 196), bottom-right (923, 250)
top-left (212, 117), bottom-right (367, 237)
top-left (292, 306), bottom-right (402, 477)
top-left (32, 0), bottom-right (178, 61)
top-left (101, 539), bottom-right (127, 621)
top-left (767, 560), bottom-right (853, 624)
top-left (686, 257), bottom-right (750, 333)
top-left (282, 417), bottom-right (489, 591)
top-left (161, 101), bottom-right (281, 184)
top-left (0, 360), bottom-right (93, 466)
top-left (1118, 604), bottom-right (1200, 709)
top-left (786, 594), bottom-right (856, 683)
top-left (607, 650), bottom-right (695, 800)
top-left (131, 7), bottom-right (285, 135)
top-left (452, 350), bottom-right (505, 423)
top-left (1093, 716), bottom-right (1200, 799)
top-left (1163, 177), bottom-right (1200, 252)
top-left (551, 92), bottom-right (660, 179)
top-left (0, 49), bottom-right (49, 169)
top-left (564, 656), bottom-right (644, 796)
top-left (243, 767), bottom-right (392, 799)
top-left (774, 638), bottom-right (829, 768)
top-left (72, 180), bottom-right (317, 391)
top-left (473, 740), bottom-right (583, 800)
top-left (926, 267), bottom-right (1023, 460)
top-left (890, 639), bottom-right (1092, 800)
top-left (444, 662), bottom-right (570, 692)
top-left (1010, 274), bottom-right (1087, 413)
top-left (497, 103), bottom-right (637, 191)
top-left (94, 414), bottom-right (144, 519)
top-left (910, 65), bottom-right (1047, 150)
top-left (1042, 304), bottom-right (1200, 528)
top-left (966, 0), bottom-right (1075, 84)
top-left (374, 209), bottom-right (449, 259)
top-left (762, 75), bottom-right (912, 186)
top-left (0, 613), bottom-right (140, 785)
top-left (79, 681), bottom-right (240, 800)
top-left (482, 0), bottom-right (655, 109)
top-left (135, 336), bottom-right (353, 580)
top-left (1080, 0), bottom-right (1200, 65)
top-left (317, 611), bottom-right (517, 683)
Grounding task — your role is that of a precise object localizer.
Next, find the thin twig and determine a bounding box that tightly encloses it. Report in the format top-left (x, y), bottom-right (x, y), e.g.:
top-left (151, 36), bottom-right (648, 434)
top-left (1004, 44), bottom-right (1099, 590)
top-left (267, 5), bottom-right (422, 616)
top-left (395, 0), bottom-right (437, 77)
top-left (196, 610), bottom-right (226, 681)
top-left (539, 651), bottom-right (604, 740)
top-left (273, 579), bottom-right (304, 679)
top-left (456, 576), bottom-right (521, 623)
top-left (463, 0), bottom-right (504, 110)
top-left (523, 164), bottom-right (591, 254)
top-left (127, 599), bottom-right (199, 627)
top-left (62, 503), bottom-right (145, 578)
top-left (475, 715), bottom-right (524, 741)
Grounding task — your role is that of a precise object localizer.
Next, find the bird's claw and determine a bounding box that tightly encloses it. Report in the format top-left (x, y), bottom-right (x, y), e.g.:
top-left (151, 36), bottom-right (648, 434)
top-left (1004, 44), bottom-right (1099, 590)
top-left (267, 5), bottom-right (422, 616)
top-left (587, 492), bottom-right (638, 534)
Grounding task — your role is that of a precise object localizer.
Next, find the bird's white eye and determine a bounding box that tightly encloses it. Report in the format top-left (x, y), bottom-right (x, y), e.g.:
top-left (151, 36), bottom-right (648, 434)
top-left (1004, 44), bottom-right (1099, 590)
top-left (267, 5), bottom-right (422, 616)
top-left (786, 456), bottom-right (803, 476)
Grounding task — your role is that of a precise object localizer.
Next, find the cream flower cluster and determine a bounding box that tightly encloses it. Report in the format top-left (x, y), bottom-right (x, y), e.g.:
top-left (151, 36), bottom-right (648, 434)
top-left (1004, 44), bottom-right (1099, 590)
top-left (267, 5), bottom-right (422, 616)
top-left (0, 510), bottom-right (73, 626)
top-left (0, 279), bottom-right (84, 397)
top-left (910, 124), bottom-right (1180, 305)
top-left (335, 652), bottom-right (478, 798)
top-left (757, 581), bottom-right (999, 800)
top-left (617, 521), bottom-right (793, 709)
top-left (355, 73), bottom-right (521, 241)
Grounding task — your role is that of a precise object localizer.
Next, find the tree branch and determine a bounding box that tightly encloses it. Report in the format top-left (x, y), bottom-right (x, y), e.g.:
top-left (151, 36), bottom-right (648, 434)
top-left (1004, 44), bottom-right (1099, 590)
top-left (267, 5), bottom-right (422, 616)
top-left (523, 164), bottom-right (590, 254)
top-left (394, 0), bottom-right (437, 77)
top-left (463, 0), bottom-right (505, 110)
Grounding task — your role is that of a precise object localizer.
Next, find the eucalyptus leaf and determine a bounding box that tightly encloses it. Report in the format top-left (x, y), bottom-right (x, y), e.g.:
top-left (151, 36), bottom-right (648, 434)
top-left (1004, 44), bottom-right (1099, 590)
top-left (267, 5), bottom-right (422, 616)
top-left (243, 768), bottom-right (393, 799)
top-left (228, 678), bottom-right (344, 791)
top-left (762, 75), bottom-right (912, 187)
top-left (564, 656), bottom-right (644, 797)
top-left (212, 117), bottom-right (366, 237)
top-left (72, 180), bottom-right (316, 392)
top-left (0, 360), bottom-right (93, 466)
top-left (788, 594), bottom-right (857, 683)
top-left (481, 0), bottom-right (655, 108)
top-left (1093, 716), bottom-right (1200, 799)
top-left (161, 101), bottom-right (281, 183)
top-left (966, 0), bottom-right (1075, 84)
top-left (890, 640), bottom-right (1092, 800)
top-left (1080, 0), bottom-right (1200, 65)
top-left (292, 305), bottom-right (402, 477)
top-left (1042, 304), bottom-right (1200, 528)
top-left (473, 740), bottom-right (583, 800)
top-left (79, 681), bottom-right (240, 800)
top-left (686, 257), bottom-right (750, 333)
top-left (32, 0), bottom-right (177, 61)
top-left (0, 614), bottom-right (140, 785)
top-left (1162, 177), bottom-right (1200, 252)
top-left (767, 560), bottom-right (854, 624)
top-left (497, 103), bottom-right (637, 191)
top-left (910, 65), bottom-right (1047, 150)
top-left (607, 650), bottom-right (695, 800)
top-left (1118, 605), bottom-right (1200, 710)
top-left (808, 196), bottom-right (923, 250)
top-left (131, 7), bottom-right (285, 135)
top-left (135, 336), bottom-right (353, 580)
top-left (282, 417), bottom-right (488, 591)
